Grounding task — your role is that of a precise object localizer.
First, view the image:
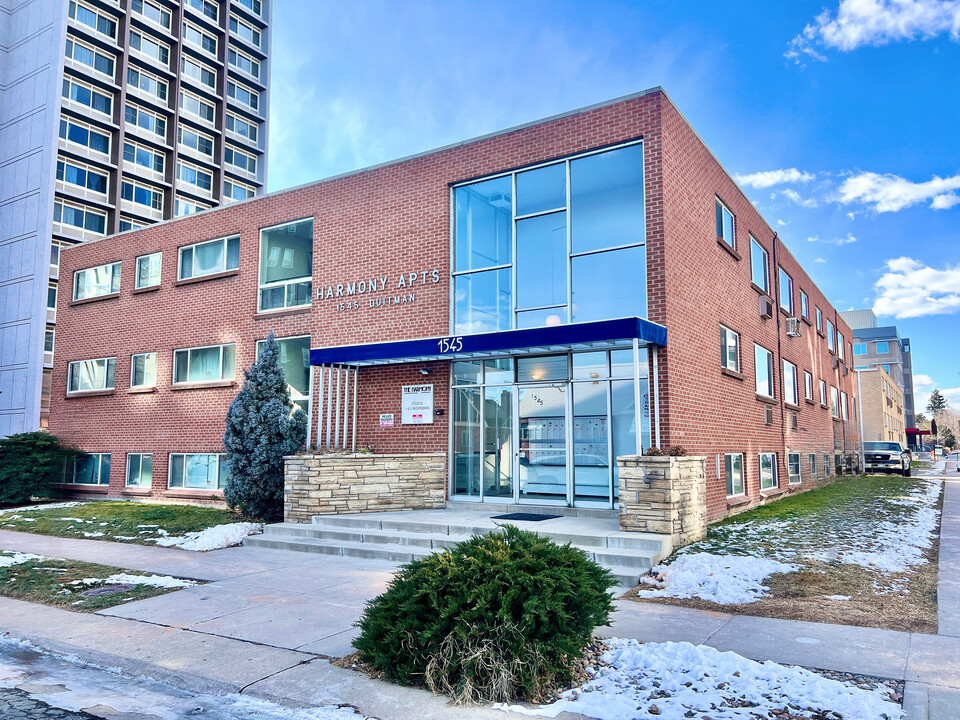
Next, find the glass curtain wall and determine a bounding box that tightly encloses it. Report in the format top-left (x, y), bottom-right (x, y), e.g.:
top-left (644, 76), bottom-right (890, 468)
top-left (259, 218), bottom-right (314, 311)
top-left (453, 141), bottom-right (645, 333)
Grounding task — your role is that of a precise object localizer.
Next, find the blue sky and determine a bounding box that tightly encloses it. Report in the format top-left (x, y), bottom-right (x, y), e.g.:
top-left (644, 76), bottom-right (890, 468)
top-left (266, 0), bottom-right (960, 412)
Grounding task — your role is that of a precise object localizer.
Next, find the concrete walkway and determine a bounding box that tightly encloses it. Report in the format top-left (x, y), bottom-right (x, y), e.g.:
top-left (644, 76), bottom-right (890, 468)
top-left (0, 475), bottom-right (958, 718)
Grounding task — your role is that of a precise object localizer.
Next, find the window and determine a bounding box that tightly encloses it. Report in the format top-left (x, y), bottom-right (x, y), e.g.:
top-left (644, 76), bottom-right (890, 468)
top-left (819, 378), bottom-right (827, 406)
top-left (61, 77), bottom-right (111, 115)
top-left (827, 320), bottom-right (835, 351)
top-left (225, 145), bottom-right (257, 173)
top-left (230, 15), bottom-right (261, 47)
top-left (65, 37), bottom-right (114, 77)
top-left (129, 30), bottom-right (169, 65)
top-left (227, 80), bottom-right (259, 110)
top-left (48, 285), bottom-right (57, 310)
top-left (782, 360), bottom-right (798, 406)
top-left (178, 126), bottom-right (215, 157)
top-left (853, 342), bottom-right (867, 355)
top-left (72, 453), bottom-right (110, 485)
top-left (135, 252), bottom-right (161, 288)
top-left (68, 1), bottom-right (117, 38)
top-left (755, 344), bottom-right (774, 397)
top-left (121, 181), bottom-right (164, 211)
top-left (750, 236), bottom-right (768, 292)
top-left (804, 370), bottom-right (813, 401)
top-left (236, 0), bottom-right (262, 15)
top-left (125, 104), bottom-right (166, 139)
top-left (179, 90), bottom-right (215, 122)
top-left (74, 263), bottom-right (120, 300)
top-left (178, 235), bottom-right (240, 280)
top-left (809, 453), bottom-right (817, 476)
top-left (224, 179), bottom-right (256, 201)
top-left (68, 357), bottom-right (116, 392)
top-left (173, 343), bottom-right (236, 384)
top-left (830, 386), bottom-right (840, 418)
top-left (175, 197), bottom-right (212, 216)
top-left (454, 142), bottom-right (645, 334)
top-left (131, 352), bottom-right (157, 387)
top-left (882, 363), bottom-right (891, 374)
top-left (837, 331), bottom-right (845, 360)
top-left (759, 452), bottom-right (777, 490)
top-left (259, 219), bottom-right (313, 311)
top-left (815, 307), bottom-right (823, 332)
top-left (186, 0), bottom-right (218, 21)
top-left (256, 336), bottom-right (311, 413)
top-left (123, 141), bottom-right (164, 174)
top-left (56, 159), bottom-right (108, 194)
top-left (876, 341), bottom-right (890, 353)
top-left (183, 22), bottom-right (217, 55)
top-left (168, 453), bottom-right (229, 490)
top-left (55, 201), bottom-right (107, 235)
top-left (177, 161), bottom-right (213, 192)
top-left (131, 0), bottom-right (170, 29)
top-left (823, 453), bottom-right (831, 476)
top-left (44, 329), bottom-right (55, 359)
top-left (724, 453), bottom-right (744, 496)
top-left (119, 217), bottom-right (143, 232)
top-left (59, 117), bottom-right (110, 154)
top-left (127, 66), bottom-right (167, 101)
top-left (841, 391), bottom-right (849, 420)
top-left (181, 57), bottom-right (216, 88)
top-left (226, 113), bottom-right (258, 142)
top-left (788, 453), bottom-right (801, 485)
top-left (228, 48), bottom-right (260, 78)
top-left (778, 267), bottom-right (793, 313)
top-left (126, 453), bottom-right (153, 487)
top-left (800, 290), bottom-right (809, 319)
top-left (720, 325), bottom-right (739, 373)
top-left (715, 198), bottom-right (735, 248)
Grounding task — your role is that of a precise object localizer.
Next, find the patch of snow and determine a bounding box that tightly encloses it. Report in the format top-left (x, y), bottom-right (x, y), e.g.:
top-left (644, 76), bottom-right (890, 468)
top-left (136, 524), bottom-right (158, 528)
top-left (57, 517), bottom-right (90, 524)
top-left (113, 536), bottom-right (137, 541)
top-left (19, 518), bottom-right (36, 522)
top-left (636, 553), bottom-right (798, 604)
top-left (501, 639), bottom-right (902, 720)
top-left (74, 574), bottom-right (196, 589)
top-left (0, 552), bottom-right (47, 568)
top-left (152, 522), bottom-right (263, 551)
top-left (0, 502), bottom-right (82, 514)
top-left (81, 531), bottom-right (104, 538)
top-left (824, 595), bottom-right (852, 601)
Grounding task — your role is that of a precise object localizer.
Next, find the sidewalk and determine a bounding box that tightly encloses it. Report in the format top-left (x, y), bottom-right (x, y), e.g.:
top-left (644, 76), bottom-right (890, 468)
top-left (1, 478), bottom-right (958, 718)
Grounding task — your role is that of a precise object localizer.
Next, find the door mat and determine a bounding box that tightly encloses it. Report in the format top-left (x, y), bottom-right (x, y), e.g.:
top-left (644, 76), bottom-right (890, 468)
top-left (491, 513), bottom-right (562, 522)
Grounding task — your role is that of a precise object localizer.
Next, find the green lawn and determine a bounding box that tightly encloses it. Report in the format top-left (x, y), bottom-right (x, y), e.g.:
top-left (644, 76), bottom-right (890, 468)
top-left (0, 501), bottom-right (253, 546)
top-left (0, 551), bottom-right (195, 612)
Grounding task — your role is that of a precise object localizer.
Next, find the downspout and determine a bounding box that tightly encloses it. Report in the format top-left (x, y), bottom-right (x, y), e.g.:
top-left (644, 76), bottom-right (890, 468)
top-left (856, 368), bottom-right (865, 473)
top-left (771, 233), bottom-right (788, 475)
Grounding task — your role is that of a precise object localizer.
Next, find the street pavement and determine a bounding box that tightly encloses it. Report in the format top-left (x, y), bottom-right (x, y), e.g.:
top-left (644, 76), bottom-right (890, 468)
top-left (0, 472), bottom-right (958, 719)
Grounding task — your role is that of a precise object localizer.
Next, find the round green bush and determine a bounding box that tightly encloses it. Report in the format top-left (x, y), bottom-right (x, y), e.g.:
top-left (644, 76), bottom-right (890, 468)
top-left (353, 525), bottom-right (616, 703)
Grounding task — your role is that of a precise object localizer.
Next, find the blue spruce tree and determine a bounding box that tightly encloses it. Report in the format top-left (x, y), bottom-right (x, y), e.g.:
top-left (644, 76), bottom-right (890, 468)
top-left (223, 332), bottom-right (307, 520)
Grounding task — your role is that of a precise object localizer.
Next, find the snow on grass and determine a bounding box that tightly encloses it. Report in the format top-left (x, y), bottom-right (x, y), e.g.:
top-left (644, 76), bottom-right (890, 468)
top-left (0, 552), bottom-right (47, 568)
top-left (636, 553), bottom-right (799, 604)
top-left (0, 502), bottom-right (82, 514)
top-left (72, 573), bottom-right (196, 589)
top-left (502, 639), bottom-right (902, 720)
top-left (151, 522), bottom-right (263, 551)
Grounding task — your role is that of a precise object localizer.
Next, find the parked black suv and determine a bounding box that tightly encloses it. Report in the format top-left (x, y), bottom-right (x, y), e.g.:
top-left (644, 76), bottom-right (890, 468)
top-left (863, 441), bottom-right (911, 476)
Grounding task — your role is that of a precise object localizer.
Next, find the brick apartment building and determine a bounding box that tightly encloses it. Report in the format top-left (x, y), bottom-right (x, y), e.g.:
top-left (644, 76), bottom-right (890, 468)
top-left (49, 87), bottom-right (861, 522)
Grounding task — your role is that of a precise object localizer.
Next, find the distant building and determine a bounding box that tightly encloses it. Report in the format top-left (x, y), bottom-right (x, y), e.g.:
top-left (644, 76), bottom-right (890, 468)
top-left (856, 366), bottom-right (906, 446)
top-left (841, 310), bottom-right (916, 442)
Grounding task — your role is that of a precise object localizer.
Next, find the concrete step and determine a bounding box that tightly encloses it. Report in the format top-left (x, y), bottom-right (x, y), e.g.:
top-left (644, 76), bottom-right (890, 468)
top-left (259, 522), bottom-right (471, 549)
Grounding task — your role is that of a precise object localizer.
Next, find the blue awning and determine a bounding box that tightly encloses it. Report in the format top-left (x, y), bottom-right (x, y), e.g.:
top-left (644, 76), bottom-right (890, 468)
top-left (310, 316), bottom-right (666, 366)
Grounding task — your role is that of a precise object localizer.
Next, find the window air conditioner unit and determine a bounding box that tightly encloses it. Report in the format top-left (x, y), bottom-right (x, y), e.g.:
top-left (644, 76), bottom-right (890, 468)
top-left (843, 365), bottom-right (849, 376)
top-left (759, 296), bottom-right (774, 319)
top-left (832, 356), bottom-right (840, 369)
top-left (786, 318), bottom-right (801, 337)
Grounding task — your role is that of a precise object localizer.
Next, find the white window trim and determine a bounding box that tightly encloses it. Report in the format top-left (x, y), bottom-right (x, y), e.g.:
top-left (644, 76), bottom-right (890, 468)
top-left (130, 351), bottom-right (158, 388)
top-left (819, 379), bottom-right (827, 406)
top-left (176, 159), bottom-right (214, 195)
top-left (172, 343), bottom-right (236, 385)
top-left (830, 386), bottom-right (840, 418)
top-left (73, 261), bottom-right (120, 300)
top-left (255, 335), bottom-right (312, 410)
top-left (60, 117), bottom-right (111, 155)
top-left (67, 357), bottom-right (116, 393)
top-left (70, 452), bottom-right (110, 485)
top-left (750, 235), bottom-right (768, 293)
top-left (57, 158), bottom-right (109, 196)
top-left (181, 55), bottom-right (217, 88)
top-left (135, 252), bottom-right (162, 289)
top-left (809, 453), bottom-right (817, 477)
top-left (720, 325), bottom-right (740, 373)
top-left (224, 178), bottom-right (256, 202)
top-left (167, 452), bottom-right (229, 490)
top-left (132, 0), bottom-right (171, 30)
top-left (228, 46), bottom-right (260, 79)
top-left (121, 179), bottom-right (164, 212)
top-left (716, 196), bottom-right (735, 249)
top-left (759, 452), bottom-right (778, 491)
top-left (754, 343), bottom-right (774, 398)
top-left (179, 88), bottom-right (216, 124)
top-left (178, 234), bottom-right (239, 280)
top-left (228, 79), bottom-right (259, 110)
top-left (778, 267), bottom-right (794, 314)
top-left (62, 76), bottom-right (112, 116)
top-left (127, 65), bottom-right (168, 101)
top-left (178, 126), bottom-right (216, 157)
top-left (788, 453), bottom-right (802, 485)
top-left (257, 218), bottom-right (313, 312)
top-left (183, 20), bottom-right (218, 55)
top-left (65, 36), bottom-right (114, 77)
top-left (803, 371), bottom-right (813, 401)
top-left (782, 359), bottom-right (798, 406)
top-left (126, 452), bottom-right (153, 487)
top-left (724, 452), bottom-right (745, 498)
top-left (70, 0), bottom-right (117, 40)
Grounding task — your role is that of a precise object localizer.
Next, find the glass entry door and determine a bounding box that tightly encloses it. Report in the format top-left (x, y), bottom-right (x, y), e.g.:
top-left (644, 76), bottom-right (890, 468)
top-left (516, 385), bottom-right (568, 503)
top-left (482, 386), bottom-right (513, 499)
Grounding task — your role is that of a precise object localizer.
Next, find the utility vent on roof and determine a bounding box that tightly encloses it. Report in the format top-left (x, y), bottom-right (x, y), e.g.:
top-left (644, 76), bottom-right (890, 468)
top-left (760, 296), bottom-right (774, 319)
top-left (786, 318), bottom-right (801, 337)
top-left (764, 405), bottom-right (774, 425)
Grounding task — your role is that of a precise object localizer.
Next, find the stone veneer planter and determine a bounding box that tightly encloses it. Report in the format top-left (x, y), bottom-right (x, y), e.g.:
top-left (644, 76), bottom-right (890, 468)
top-left (283, 452), bottom-right (446, 522)
top-left (617, 455), bottom-right (707, 548)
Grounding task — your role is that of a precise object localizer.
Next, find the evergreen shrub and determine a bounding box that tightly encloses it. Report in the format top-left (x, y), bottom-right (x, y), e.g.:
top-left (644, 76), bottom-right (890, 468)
top-left (354, 525), bottom-right (616, 703)
top-left (223, 333), bottom-right (307, 521)
top-left (0, 432), bottom-right (76, 506)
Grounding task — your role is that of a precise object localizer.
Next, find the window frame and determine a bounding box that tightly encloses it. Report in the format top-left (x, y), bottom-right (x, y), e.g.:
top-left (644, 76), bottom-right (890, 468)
top-left (167, 452), bottom-right (230, 490)
top-left (853, 342), bottom-right (867, 356)
top-left (782, 359), bottom-right (798, 406)
top-left (126, 452), bottom-right (153, 487)
top-left (121, 179), bottom-right (164, 211)
top-left (720, 325), bottom-right (740, 373)
top-left (69, 0), bottom-right (117, 39)
top-left (172, 343), bottom-right (236, 385)
top-left (809, 453), bottom-right (817, 477)
top-left (787, 453), bottom-right (802, 485)
top-left (754, 343), bottom-right (774, 398)
top-left (70, 452), bottom-right (110, 485)
top-left (127, 65), bottom-right (168, 101)
top-left (724, 452), bottom-right (745, 497)
top-left (759, 452), bottom-right (778, 491)
top-left (830, 386), bottom-right (840, 418)
top-left (750, 235), bottom-right (769, 293)
top-left (73, 261), bottom-right (121, 300)
top-left (227, 79), bottom-right (260, 110)
top-left (130, 351), bottom-right (158, 388)
top-left (177, 235), bottom-right (240, 280)
top-left (815, 307), bottom-right (823, 333)
top-left (56, 157), bottom-right (109, 195)
top-left (65, 35), bottom-right (114, 78)
top-left (800, 290), bottom-right (809, 319)
top-left (876, 341), bottom-right (890, 354)
top-left (827, 319), bottom-right (836, 352)
top-left (837, 331), bottom-right (845, 360)
top-left (67, 357), bottom-right (116, 393)
top-left (59, 117), bottom-right (110, 155)
top-left (135, 252), bottom-right (162, 289)
top-left (257, 218), bottom-right (314, 313)
top-left (803, 370), bottom-right (813, 401)
top-left (176, 160), bottom-right (213, 193)
top-left (819, 378), bottom-right (827, 406)
top-left (224, 179), bottom-right (256, 201)
top-left (778, 267), bottom-right (794, 314)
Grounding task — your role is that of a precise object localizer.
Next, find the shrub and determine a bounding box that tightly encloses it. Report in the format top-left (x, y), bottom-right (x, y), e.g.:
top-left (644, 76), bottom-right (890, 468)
top-left (644, 445), bottom-right (688, 456)
top-left (223, 332), bottom-right (307, 521)
top-left (354, 525), bottom-right (616, 703)
top-left (0, 432), bottom-right (76, 506)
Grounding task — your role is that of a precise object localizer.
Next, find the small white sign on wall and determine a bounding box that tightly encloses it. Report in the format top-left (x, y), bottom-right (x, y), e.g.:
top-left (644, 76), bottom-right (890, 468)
top-left (379, 413), bottom-right (395, 428)
top-left (401, 384), bottom-right (434, 425)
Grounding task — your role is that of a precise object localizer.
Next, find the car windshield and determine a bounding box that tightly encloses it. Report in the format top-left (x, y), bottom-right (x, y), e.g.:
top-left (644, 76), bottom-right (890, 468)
top-left (864, 442), bottom-right (902, 452)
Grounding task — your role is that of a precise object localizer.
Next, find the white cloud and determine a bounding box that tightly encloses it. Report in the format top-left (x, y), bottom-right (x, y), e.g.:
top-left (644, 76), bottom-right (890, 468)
top-left (808, 233), bottom-right (857, 246)
top-left (873, 257), bottom-right (960, 318)
top-left (914, 373), bottom-right (937, 394)
top-left (780, 189), bottom-right (818, 208)
top-left (777, 219), bottom-right (788, 227)
top-left (786, 0), bottom-right (960, 63)
top-left (735, 168), bottom-right (816, 188)
top-left (815, 257), bottom-right (827, 263)
top-left (943, 387), bottom-right (960, 407)
top-left (836, 171), bottom-right (960, 212)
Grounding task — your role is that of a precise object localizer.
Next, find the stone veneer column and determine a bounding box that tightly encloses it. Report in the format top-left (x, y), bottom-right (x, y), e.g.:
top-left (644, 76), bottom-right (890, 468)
top-left (284, 453), bottom-right (446, 522)
top-left (617, 455), bottom-right (707, 548)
